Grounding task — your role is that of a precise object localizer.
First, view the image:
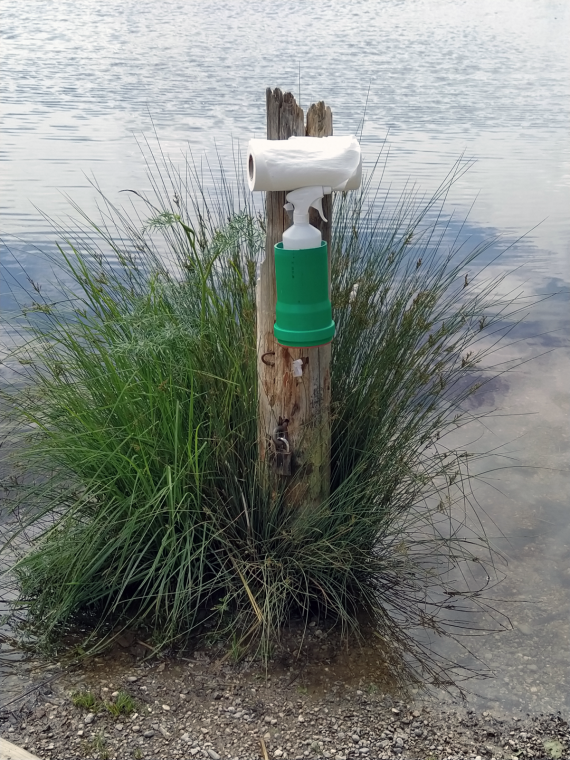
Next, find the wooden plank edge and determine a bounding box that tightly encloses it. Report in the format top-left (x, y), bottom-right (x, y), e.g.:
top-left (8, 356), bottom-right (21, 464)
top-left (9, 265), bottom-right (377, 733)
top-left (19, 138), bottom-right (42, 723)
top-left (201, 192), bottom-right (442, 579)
top-left (0, 736), bottom-right (42, 760)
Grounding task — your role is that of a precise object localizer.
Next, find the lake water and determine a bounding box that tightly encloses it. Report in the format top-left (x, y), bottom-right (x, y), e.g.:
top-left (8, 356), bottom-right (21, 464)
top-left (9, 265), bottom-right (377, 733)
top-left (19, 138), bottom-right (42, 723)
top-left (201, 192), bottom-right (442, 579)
top-left (1, 0), bottom-right (569, 713)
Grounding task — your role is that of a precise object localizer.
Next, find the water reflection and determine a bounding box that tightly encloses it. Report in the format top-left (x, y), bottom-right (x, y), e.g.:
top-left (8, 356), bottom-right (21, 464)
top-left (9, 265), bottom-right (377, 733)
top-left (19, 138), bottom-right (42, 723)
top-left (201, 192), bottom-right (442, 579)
top-left (1, 0), bottom-right (568, 713)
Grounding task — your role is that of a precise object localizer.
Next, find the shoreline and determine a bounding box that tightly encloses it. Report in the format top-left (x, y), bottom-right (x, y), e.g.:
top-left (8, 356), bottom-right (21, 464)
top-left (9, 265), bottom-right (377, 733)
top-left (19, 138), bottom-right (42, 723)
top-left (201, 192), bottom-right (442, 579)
top-left (1, 651), bottom-right (567, 760)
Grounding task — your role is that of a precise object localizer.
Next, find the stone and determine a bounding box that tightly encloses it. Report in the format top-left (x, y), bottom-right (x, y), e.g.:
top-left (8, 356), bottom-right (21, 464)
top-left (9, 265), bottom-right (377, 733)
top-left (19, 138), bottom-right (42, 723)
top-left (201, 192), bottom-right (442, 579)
top-left (84, 712), bottom-right (95, 724)
top-left (127, 675), bottom-right (138, 682)
top-left (207, 750), bottom-right (221, 760)
top-left (116, 632), bottom-right (135, 648)
top-left (143, 730), bottom-right (155, 738)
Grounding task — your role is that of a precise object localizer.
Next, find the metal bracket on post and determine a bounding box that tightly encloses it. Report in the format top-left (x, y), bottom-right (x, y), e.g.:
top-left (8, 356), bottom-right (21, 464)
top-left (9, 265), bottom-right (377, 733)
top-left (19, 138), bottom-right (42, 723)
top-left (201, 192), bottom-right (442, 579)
top-left (272, 418), bottom-right (291, 476)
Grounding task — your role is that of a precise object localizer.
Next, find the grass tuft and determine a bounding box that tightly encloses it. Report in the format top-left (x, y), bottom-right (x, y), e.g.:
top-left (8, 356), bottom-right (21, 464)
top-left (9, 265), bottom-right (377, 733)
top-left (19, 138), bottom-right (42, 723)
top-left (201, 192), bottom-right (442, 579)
top-left (0, 142), bottom-right (538, 693)
top-left (81, 731), bottom-right (108, 759)
top-left (105, 691), bottom-right (137, 718)
top-left (72, 690), bottom-right (100, 711)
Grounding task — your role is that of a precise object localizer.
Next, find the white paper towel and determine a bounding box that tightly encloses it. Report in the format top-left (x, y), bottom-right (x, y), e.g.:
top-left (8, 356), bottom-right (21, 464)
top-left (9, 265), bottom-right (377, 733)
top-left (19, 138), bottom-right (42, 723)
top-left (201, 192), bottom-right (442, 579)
top-left (247, 135), bottom-right (361, 192)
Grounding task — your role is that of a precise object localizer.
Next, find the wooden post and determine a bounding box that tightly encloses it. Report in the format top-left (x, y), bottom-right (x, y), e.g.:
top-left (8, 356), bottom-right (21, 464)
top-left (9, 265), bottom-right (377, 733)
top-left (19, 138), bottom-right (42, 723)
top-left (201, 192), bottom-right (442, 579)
top-left (257, 89), bottom-right (333, 505)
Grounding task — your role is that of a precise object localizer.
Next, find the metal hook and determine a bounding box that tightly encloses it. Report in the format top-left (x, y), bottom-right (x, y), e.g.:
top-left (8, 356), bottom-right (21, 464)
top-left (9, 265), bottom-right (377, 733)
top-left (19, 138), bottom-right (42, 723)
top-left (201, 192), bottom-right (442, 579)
top-left (272, 426), bottom-right (290, 454)
top-left (261, 351), bottom-right (275, 366)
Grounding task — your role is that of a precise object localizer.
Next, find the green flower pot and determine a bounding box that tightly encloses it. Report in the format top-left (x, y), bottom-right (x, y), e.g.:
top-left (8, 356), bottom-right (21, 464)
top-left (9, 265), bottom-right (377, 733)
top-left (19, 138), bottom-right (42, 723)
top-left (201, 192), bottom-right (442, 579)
top-left (273, 241), bottom-right (335, 348)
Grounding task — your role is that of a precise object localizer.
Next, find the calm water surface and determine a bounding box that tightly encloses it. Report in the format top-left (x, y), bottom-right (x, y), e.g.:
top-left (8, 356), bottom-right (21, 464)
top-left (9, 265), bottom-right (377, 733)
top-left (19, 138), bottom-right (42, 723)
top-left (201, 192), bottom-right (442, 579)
top-left (1, 0), bottom-right (569, 712)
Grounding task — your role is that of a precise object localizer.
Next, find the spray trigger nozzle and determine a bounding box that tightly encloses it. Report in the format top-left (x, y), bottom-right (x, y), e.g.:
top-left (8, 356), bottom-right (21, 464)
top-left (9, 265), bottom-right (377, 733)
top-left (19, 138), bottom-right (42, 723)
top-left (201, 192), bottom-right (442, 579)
top-left (284, 185), bottom-right (330, 225)
top-left (310, 196), bottom-right (327, 223)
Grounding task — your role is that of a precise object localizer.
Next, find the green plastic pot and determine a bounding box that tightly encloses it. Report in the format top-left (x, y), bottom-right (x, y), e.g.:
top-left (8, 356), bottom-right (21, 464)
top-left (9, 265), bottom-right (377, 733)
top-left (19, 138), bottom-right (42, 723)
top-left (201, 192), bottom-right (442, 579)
top-left (273, 241), bottom-right (335, 348)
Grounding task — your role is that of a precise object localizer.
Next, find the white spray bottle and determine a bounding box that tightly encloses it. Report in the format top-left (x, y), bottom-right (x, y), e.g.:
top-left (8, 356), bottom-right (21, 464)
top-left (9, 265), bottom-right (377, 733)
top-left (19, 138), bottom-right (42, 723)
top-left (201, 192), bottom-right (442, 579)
top-left (282, 186), bottom-right (331, 250)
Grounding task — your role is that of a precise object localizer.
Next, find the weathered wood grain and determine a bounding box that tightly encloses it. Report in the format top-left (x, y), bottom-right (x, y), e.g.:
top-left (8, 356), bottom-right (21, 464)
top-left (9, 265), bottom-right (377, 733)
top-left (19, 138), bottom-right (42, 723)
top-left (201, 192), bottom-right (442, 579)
top-left (306, 101), bottom-right (333, 251)
top-left (0, 737), bottom-right (42, 760)
top-left (257, 89), bottom-right (332, 505)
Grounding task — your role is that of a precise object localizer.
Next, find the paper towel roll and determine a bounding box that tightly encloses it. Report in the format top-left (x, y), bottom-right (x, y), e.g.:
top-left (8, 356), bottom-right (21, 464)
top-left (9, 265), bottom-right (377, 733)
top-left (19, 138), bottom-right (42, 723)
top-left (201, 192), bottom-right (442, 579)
top-left (247, 135), bottom-right (362, 192)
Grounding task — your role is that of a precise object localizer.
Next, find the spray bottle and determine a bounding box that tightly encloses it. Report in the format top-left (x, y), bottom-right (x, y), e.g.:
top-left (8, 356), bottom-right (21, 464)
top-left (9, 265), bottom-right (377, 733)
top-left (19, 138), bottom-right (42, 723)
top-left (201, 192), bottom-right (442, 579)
top-left (282, 186), bottom-right (330, 249)
top-left (273, 185), bottom-right (335, 348)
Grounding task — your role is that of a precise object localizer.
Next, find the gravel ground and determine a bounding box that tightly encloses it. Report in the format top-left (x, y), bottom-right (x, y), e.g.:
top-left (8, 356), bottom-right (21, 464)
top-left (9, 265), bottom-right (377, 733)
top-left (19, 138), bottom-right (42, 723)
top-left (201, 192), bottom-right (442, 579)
top-left (1, 650), bottom-right (568, 760)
